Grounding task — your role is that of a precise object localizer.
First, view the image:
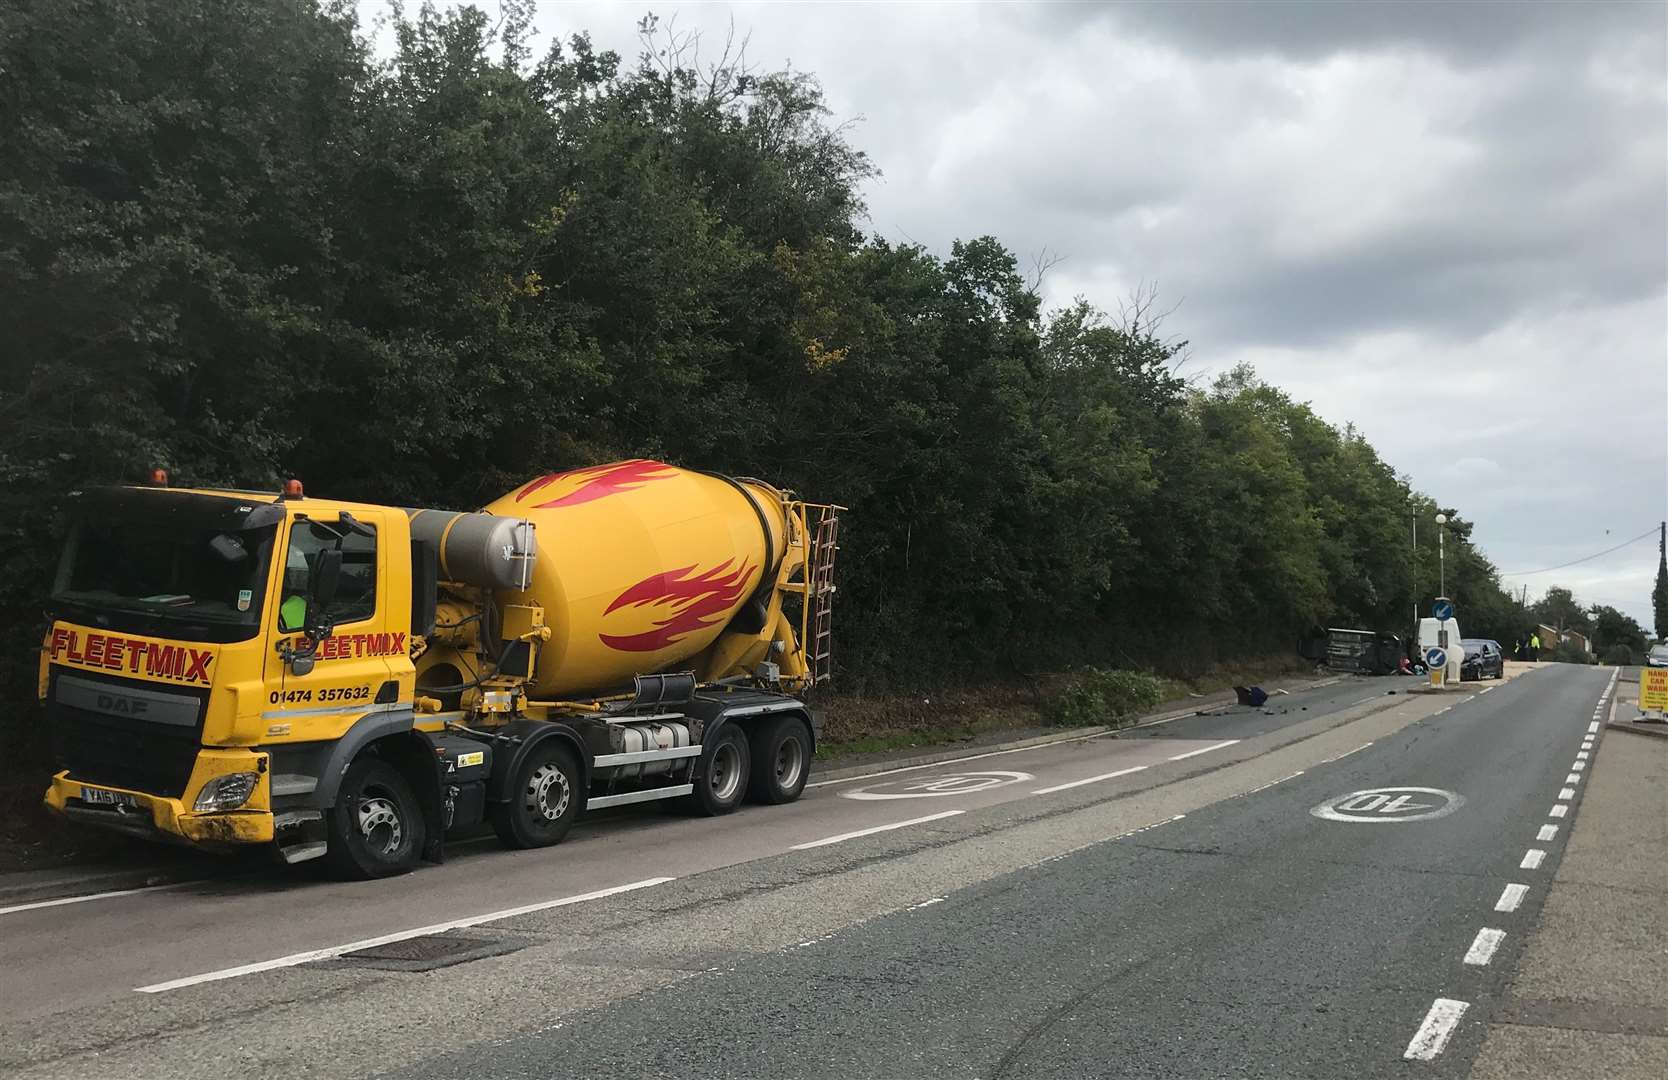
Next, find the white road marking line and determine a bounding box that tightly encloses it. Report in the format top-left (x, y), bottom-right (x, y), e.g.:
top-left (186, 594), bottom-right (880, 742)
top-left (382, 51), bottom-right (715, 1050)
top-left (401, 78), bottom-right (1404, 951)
top-left (1479, 686), bottom-right (1495, 694)
top-left (1537, 824), bottom-right (1559, 841)
top-left (1581, 740), bottom-right (1594, 749)
top-left (1521, 848), bottom-right (1547, 870)
top-left (1495, 883), bottom-right (1529, 913)
top-left (1029, 813), bottom-right (1186, 867)
top-left (1572, 761), bottom-right (1585, 772)
top-left (1565, 773), bottom-right (1581, 785)
top-left (1549, 804), bottom-right (1567, 818)
top-left (135, 877), bottom-right (675, 993)
top-left (1318, 741), bottom-right (1375, 764)
top-left (1404, 998), bottom-right (1470, 1060)
top-left (1464, 927), bottom-right (1506, 966)
top-left (1032, 765), bottom-right (1148, 795)
top-left (1575, 751), bottom-right (1589, 761)
top-left (1559, 787), bottom-right (1575, 799)
top-left (1242, 770), bottom-right (1305, 796)
top-left (806, 728), bottom-right (1117, 788)
top-left (905, 897), bottom-right (947, 911)
top-left (0, 882), bottom-right (182, 918)
top-left (1168, 739), bottom-right (1240, 761)
top-left (792, 810), bottom-right (964, 850)
top-left (1434, 707), bottom-right (1451, 715)
top-left (1588, 722), bottom-right (1599, 733)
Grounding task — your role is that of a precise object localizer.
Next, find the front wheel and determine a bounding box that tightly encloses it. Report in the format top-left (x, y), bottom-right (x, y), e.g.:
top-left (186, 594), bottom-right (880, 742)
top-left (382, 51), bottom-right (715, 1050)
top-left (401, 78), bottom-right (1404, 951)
top-left (324, 757), bottom-right (425, 880)
top-left (688, 726), bottom-right (750, 816)
top-left (747, 715), bottom-right (812, 804)
top-left (491, 741), bottom-right (583, 849)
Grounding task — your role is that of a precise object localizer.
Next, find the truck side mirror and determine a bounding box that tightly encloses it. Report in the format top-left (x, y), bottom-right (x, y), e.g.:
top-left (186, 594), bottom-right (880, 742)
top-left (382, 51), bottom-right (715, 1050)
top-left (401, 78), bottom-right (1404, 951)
top-left (310, 547), bottom-right (343, 615)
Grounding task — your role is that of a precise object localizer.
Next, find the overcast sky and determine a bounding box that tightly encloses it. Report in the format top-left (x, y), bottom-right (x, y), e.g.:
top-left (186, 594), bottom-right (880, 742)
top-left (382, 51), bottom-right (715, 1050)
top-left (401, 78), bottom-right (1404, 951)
top-left (403, 1), bottom-right (1668, 624)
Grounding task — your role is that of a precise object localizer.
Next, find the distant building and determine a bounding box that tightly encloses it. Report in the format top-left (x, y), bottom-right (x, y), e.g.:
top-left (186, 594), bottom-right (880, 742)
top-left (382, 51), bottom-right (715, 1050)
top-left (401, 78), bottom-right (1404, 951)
top-left (1534, 622), bottom-right (1591, 655)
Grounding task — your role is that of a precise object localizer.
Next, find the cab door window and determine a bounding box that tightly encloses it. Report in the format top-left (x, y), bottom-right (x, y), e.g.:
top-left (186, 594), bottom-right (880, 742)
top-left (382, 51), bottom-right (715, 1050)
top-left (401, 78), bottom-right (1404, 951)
top-left (278, 520), bottom-right (377, 632)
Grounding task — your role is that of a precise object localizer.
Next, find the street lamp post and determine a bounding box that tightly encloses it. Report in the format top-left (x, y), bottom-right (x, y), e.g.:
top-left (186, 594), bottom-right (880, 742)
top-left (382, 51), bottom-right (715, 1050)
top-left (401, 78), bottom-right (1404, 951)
top-left (1435, 513), bottom-right (1448, 597)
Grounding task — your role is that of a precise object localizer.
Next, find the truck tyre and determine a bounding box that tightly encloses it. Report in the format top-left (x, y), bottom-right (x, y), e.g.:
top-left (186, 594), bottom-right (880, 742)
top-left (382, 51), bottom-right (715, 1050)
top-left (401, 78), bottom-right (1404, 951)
top-left (688, 725), bottom-right (750, 816)
top-left (491, 741), bottom-right (582, 849)
top-left (324, 757), bottom-right (426, 879)
top-left (746, 715), bottom-right (812, 804)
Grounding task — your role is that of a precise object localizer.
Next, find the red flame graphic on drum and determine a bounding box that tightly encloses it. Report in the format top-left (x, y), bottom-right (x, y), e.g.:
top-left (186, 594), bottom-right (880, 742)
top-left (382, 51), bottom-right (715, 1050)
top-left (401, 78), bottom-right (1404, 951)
top-left (600, 560), bottom-right (756, 652)
top-left (516, 459), bottom-right (676, 509)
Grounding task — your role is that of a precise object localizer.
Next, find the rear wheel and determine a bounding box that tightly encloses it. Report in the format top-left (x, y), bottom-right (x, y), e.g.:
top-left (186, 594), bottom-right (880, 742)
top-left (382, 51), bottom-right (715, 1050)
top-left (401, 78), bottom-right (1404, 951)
top-left (746, 715), bottom-right (812, 804)
top-left (324, 757), bottom-right (425, 880)
top-left (491, 741), bottom-right (582, 849)
top-left (688, 725), bottom-right (750, 816)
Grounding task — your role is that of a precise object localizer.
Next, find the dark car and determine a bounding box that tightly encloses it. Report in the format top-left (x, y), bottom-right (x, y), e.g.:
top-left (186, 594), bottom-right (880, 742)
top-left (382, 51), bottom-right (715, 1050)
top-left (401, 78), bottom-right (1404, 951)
top-left (1460, 638), bottom-right (1505, 680)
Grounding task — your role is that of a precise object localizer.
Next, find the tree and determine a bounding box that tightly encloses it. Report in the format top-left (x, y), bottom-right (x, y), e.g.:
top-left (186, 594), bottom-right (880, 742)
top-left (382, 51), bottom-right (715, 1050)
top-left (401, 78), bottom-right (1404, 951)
top-left (1589, 605), bottom-right (1647, 660)
top-left (1654, 529), bottom-right (1667, 641)
top-left (1532, 586), bottom-right (1589, 635)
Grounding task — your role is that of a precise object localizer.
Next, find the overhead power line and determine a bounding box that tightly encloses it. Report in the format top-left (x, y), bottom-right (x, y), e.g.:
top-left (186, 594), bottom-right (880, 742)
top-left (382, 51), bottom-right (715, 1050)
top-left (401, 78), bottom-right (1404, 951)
top-left (1501, 525), bottom-right (1660, 577)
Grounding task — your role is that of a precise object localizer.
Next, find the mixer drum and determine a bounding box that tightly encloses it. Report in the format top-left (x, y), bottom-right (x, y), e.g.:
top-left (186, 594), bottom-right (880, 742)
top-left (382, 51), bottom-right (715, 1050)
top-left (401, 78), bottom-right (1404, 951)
top-left (481, 460), bottom-right (788, 698)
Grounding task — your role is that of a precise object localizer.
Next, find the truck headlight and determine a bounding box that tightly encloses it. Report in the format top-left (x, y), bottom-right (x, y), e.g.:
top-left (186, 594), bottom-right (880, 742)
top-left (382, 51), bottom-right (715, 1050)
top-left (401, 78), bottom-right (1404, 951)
top-left (194, 772), bottom-right (260, 813)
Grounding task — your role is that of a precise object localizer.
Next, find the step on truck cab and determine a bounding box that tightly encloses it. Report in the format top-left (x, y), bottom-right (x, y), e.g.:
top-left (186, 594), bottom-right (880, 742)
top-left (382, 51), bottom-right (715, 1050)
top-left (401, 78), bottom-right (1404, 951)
top-left (42, 463), bottom-right (841, 878)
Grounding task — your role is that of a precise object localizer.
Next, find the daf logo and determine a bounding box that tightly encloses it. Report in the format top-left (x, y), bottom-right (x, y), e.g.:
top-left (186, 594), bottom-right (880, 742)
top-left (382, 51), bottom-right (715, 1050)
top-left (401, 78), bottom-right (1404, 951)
top-left (96, 693), bottom-right (149, 717)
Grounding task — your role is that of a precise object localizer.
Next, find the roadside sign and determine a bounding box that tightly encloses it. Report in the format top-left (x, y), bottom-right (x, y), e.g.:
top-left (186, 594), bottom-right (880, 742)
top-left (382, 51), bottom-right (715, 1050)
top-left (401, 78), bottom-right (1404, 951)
top-left (1425, 646), bottom-right (1448, 669)
top-left (1433, 599), bottom-right (1454, 621)
top-left (1641, 667), bottom-right (1668, 714)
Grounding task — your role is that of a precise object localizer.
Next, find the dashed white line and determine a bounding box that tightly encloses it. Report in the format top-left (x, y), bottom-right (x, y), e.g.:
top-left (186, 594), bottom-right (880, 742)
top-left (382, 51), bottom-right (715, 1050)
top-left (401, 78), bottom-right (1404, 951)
top-left (1495, 883), bottom-right (1529, 913)
top-left (905, 896), bottom-right (947, 911)
top-left (1168, 739), bottom-right (1240, 761)
top-left (1464, 927), bottom-right (1506, 966)
top-left (136, 877), bottom-right (675, 993)
top-left (1320, 741), bottom-right (1374, 764)
top-left (1032, 765), bottom-right (1147, 795)
top-left (1558, 787), bottom-right (1575, 800)
top-left (1572, 761), bottom-right (1586, 772)
top-left (1549, 804), bottom-right (1568, 818)
top-left (792, 810), bottom-right (965, 850)
top-left (1241, 770), bottom-right (1305, 796)
top-left (1405, 998), bottom-right (1470, 1061)
top-left (0, 882), bottom-right (182, 918)
top-left (1588, 722), bottom-right (1600, 733)
top-left (1575, 751), bottom-right (1589, 761)
top-left (1520, 849), bottom-right (1547, 870)
top-left (1565, 773), bottom-right (1581, 785)
top-left (1536, 824), bottom-right (1559, 841)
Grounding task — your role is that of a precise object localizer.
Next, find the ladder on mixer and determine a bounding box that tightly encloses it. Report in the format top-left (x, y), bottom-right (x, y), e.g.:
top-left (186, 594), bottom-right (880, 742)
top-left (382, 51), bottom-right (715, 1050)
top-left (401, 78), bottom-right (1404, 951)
top-left (807, 509), bottom-right (840, 688)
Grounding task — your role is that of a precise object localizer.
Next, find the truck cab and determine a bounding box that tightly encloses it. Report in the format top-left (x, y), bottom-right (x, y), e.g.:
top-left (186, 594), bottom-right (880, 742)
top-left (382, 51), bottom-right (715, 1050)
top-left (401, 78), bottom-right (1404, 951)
top-left (42, 484), bottom-right (423, 866)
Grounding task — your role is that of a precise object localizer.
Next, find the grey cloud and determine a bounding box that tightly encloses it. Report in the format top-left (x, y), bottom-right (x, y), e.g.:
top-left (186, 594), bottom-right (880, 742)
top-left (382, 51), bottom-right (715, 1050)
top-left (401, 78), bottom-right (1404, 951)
top-left (1080, 0), bottom-right (1663, 64)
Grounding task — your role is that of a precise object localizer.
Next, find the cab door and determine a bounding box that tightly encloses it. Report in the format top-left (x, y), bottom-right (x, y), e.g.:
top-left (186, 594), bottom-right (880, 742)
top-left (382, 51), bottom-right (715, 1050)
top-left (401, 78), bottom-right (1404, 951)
top-left (262, 510), bottom-right (400, 743)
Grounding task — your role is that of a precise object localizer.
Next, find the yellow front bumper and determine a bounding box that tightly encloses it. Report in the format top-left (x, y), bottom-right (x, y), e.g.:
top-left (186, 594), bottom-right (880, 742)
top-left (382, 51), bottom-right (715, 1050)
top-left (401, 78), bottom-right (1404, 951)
top-left (44, 748), bottom-right (274, 847)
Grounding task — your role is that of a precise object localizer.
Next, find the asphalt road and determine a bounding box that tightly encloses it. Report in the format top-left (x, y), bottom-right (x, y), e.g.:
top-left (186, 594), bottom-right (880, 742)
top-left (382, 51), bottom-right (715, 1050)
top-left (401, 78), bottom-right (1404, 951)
top-left (0, 664), bottom-right (1610, 1080)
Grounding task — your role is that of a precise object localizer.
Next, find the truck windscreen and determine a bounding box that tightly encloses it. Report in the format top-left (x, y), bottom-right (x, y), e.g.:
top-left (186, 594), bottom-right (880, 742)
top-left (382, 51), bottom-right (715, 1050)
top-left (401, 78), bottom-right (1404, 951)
top-left (52, 495), bottom-right (278, 644)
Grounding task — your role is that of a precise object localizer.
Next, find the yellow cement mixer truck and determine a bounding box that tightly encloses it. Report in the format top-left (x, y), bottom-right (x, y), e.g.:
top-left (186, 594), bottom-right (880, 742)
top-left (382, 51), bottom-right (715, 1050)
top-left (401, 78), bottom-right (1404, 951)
top-left (40, 461), bottom-right (840, 877)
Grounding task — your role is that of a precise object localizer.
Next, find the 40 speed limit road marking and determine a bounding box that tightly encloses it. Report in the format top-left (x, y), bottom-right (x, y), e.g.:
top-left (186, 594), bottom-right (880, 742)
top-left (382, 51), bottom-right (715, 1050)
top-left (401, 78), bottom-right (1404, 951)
top-left (1309, 786), bottom-right (1466, 823)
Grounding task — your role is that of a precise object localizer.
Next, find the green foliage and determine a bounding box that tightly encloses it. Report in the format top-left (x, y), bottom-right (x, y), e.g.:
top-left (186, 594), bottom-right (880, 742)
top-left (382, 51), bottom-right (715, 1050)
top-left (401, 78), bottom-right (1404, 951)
top-left (1549, 644), bottom-right (1597, 666)
top-left (1589, 604), bottom-right (1647, 659)
top-left (1532, 587), bottom-right (1589, 635)
top-left (1601, 644), bottom-right (1636, 667)
top-left (1654, 542), bottom-right (1667, 641)
top-left (0, 1), bottom-right (1533, 773)
top-left (1043, 669), bottom-right (1166, 728)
